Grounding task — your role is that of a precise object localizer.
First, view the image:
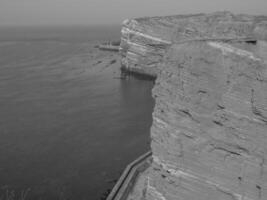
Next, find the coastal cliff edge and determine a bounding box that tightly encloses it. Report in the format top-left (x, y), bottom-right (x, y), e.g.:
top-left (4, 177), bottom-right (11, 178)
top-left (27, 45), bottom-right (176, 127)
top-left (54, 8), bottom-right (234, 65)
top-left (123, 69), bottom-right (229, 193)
top-left (120, 12), bottom-right (267, 200)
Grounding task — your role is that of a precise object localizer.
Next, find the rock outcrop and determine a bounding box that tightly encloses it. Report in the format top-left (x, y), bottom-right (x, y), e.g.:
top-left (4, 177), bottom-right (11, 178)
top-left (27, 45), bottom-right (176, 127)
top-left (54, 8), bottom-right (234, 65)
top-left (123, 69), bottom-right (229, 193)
top-left (120, 12), bottom-right (267, 75)
top-left (121, 12), bottom-right (267, 200)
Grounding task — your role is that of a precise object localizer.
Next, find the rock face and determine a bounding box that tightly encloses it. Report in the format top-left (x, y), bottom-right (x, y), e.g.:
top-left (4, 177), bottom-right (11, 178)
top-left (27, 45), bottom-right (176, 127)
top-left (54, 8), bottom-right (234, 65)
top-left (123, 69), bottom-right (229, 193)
top-left (120, 12), bottom-right (267, 76)
top-left (121, 12), bottom-right (267, 200)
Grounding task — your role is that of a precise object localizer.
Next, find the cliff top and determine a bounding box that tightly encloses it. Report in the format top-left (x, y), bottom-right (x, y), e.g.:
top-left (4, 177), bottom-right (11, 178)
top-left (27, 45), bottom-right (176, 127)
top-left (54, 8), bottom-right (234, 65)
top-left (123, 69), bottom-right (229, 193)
top-left (123, 11), bottom-right (267, 42)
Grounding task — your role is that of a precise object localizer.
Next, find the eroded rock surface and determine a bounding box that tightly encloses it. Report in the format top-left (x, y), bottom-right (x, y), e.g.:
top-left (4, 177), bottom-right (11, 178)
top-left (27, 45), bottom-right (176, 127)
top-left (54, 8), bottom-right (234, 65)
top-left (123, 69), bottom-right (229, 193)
top-left (120, 12), bottom-right (267, 75)
top-left (121, 12), bottom-right (267, 200)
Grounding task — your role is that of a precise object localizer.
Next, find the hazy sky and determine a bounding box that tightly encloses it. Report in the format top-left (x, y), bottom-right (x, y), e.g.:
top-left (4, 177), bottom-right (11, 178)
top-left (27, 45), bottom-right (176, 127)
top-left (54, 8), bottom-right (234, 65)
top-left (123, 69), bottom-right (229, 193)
top-left (0, 0), bottom-right (266, 26)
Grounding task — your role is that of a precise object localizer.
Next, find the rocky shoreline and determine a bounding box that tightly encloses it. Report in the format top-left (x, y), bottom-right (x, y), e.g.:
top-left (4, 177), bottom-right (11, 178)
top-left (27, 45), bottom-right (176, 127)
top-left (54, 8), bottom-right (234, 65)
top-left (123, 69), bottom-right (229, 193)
top-left (120, 12), bottom-right (267, 200)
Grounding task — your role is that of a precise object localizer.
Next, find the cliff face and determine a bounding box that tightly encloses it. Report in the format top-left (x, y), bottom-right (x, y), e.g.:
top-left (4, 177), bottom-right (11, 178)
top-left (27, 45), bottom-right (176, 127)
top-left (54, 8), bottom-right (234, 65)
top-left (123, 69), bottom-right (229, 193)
top-left (120, 12), bottom-right (267, 76)
top-left (120, 19), bottom-right (170, 76)
top-left (121, 12), bottom-right (267, 200)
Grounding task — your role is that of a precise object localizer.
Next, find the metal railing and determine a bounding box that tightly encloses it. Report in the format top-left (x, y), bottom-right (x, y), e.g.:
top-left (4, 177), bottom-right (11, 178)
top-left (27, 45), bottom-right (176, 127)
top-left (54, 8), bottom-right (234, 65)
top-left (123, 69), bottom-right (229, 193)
top-left (106, 151), bottom-right (152, 200)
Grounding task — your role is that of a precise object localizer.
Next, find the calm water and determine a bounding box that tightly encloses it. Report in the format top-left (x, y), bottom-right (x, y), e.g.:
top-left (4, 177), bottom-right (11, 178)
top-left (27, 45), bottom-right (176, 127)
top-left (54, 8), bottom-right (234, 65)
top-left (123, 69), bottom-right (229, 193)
top-left (0, 26), bottom-right (154, 200)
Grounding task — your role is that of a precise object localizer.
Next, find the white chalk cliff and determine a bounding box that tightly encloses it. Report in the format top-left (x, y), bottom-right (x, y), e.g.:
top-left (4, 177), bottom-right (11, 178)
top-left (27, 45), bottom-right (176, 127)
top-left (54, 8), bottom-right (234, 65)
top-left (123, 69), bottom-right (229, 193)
top-left (121, 12), bottom-right (267, 200)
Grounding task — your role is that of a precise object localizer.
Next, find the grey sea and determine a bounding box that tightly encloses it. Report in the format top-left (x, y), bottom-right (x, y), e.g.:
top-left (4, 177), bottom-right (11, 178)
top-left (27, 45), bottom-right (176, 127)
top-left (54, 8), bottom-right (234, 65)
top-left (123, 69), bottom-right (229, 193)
top-left (0, 26), bottom-right (154, 200)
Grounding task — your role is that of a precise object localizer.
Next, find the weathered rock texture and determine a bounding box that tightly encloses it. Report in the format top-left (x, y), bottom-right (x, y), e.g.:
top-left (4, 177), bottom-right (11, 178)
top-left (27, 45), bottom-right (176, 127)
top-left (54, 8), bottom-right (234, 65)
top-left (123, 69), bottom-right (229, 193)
top-left (120, 12), bottom-right (267, 76)
top-left (121, 12), bottom-right (267, 200)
